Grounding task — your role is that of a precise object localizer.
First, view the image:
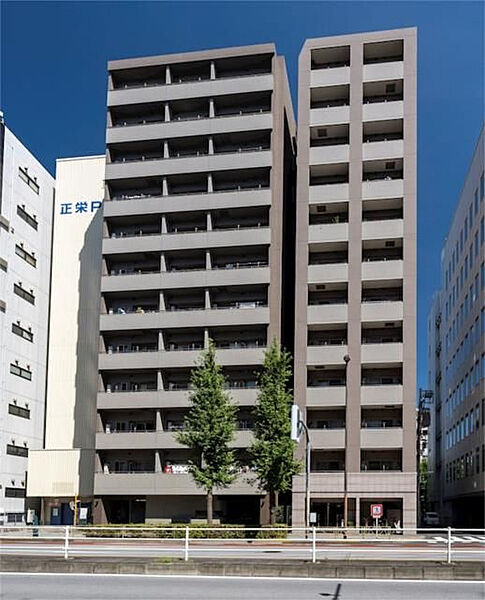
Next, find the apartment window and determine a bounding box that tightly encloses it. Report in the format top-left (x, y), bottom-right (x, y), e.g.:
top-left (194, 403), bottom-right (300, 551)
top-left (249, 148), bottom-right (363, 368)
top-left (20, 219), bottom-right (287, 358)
top-left (16, 205), bottom-right (38, 230)
top-left (475, 189), bottom-right (479, 215)
top-left (15, 244), bottom-right (36, 268)
top-left (11, 323), bottom-right (33, 343)
top-left (10, 363), bottom-right (32, 381)
top-left (6, 444), bottom-right (28, 458)
top-left (481, 173), bottom-right (484, 200)
top-left (5, 487), bottom-right (25, 498)
top-left (476, 447), bottom-right (480, 474)
top-left (18, 167), bottom-right (39, 194)
top-left (13, 283), bottom-right (35, 305)
top-left (8, 404), bottom-right (30, 419)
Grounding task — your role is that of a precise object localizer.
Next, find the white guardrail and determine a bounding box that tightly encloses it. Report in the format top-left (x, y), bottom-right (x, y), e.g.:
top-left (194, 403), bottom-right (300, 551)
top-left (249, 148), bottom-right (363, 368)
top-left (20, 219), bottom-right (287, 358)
top-left (0, 526), bottom-right (484, 564)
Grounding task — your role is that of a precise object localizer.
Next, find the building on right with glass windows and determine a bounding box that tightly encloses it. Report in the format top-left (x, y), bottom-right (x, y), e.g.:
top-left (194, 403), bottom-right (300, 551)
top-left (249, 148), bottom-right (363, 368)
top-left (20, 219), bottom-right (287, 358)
top-left (293, 28), bottom-right (417, 529)
top-left (427, 126), bottom-right (484, 527)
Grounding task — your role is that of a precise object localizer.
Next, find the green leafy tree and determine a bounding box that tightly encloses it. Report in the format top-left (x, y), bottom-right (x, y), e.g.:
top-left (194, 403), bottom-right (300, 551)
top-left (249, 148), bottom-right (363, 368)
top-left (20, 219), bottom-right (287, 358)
top-left (249, 339), bottom-right (302, 524)
top-left (177, 341), bottom-right (237, 524)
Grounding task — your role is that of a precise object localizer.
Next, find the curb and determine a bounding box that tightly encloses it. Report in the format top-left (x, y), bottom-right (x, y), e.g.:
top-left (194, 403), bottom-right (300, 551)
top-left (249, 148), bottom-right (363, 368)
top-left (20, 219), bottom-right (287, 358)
top-left (1, 556), bottom-right (484, 580)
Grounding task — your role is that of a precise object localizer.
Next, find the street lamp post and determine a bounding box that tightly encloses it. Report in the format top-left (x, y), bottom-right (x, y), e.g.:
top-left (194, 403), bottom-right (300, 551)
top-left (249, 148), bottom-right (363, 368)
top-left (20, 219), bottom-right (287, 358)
top-left (291, 405), bottom-right (311, 532)
top-left (343, 354), bottom-right (351, 531)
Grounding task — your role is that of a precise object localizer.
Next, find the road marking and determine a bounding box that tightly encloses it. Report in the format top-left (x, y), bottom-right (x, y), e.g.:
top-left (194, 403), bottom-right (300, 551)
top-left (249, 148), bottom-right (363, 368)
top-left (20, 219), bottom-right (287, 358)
top-left (427, 535), bottom-right (485, 544)
top-left (0, 573), bottom-right (482, 584)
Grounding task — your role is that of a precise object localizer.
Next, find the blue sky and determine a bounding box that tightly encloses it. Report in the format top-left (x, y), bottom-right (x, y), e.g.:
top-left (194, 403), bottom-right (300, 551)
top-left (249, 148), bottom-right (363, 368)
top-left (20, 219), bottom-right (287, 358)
top-left (1, 1), bottom-right (484, 390)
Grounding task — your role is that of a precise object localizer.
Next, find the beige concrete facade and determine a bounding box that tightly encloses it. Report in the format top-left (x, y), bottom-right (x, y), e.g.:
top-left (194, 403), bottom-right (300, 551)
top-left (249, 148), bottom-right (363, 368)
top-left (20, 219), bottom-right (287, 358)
top-left (95, 44), bottom-right (296, 524)
top-left (27, 155), bottom-right (105, 524)
top-left (293, 29), bottom-right (417, 528)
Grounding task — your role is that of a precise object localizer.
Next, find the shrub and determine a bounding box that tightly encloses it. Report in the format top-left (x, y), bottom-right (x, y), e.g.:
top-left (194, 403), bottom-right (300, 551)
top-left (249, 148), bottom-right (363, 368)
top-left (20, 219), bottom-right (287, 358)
top-left (80, 523), bottom-right (246, 539)
top-left (254, 524), bottom-right (288, 539)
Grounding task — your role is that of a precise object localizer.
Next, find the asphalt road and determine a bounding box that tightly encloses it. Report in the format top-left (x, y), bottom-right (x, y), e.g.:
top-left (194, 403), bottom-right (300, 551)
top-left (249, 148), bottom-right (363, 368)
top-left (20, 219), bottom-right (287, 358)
top-left (1, 574), bottom-right (483, 600)
top-left (0, 540), bottom-right (483, 561)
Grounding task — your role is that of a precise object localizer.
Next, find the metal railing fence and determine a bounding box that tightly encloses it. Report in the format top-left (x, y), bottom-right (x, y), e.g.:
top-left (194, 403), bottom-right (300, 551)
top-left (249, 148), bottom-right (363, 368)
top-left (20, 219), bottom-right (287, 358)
top-left (0, 526), bottom-right (484, 564)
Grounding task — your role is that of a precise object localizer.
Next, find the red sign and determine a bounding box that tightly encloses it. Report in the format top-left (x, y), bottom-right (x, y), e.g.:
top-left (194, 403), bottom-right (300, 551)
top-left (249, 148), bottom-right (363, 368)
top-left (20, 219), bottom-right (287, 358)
top-left (370, 503), bottom-right (383, 519)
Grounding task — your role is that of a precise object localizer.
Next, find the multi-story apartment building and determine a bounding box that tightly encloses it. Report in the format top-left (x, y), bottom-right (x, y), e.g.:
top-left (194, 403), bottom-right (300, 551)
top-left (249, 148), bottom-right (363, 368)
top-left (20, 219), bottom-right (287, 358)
top-left (0, 117), bottom-right (54, 524)
top-left (27, 155), bottom-right (105, 525)
top-left (428, 126), bottom-right (484, 527)
top-left (293, 28), bottom-right (417, 528)
top-left (94, 44), bottom-right (296, 524)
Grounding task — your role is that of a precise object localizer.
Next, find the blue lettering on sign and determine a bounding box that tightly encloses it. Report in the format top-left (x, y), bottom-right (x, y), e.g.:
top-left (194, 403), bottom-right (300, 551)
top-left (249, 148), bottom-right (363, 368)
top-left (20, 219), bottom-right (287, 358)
top-left (75, 201), bottom-right (88, 213)
top-left (59, 200), bottom-right (103, 215)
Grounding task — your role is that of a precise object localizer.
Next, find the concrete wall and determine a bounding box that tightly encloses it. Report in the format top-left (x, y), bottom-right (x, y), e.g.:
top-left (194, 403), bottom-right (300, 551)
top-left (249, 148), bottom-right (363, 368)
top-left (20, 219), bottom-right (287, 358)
top-left (0, 123), bottom-right (54, 522)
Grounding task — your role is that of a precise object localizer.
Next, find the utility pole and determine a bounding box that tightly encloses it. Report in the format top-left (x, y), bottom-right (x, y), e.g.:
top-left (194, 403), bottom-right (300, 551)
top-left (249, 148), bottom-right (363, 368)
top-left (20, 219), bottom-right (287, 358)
top-left (343, 354), bottom-right (350, 530)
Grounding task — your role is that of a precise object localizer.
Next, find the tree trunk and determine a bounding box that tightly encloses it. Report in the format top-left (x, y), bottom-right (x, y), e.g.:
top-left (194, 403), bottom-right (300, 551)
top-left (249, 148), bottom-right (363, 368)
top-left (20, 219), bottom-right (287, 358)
top-left (269, 490), bottom-right (276, 525)
top-left (206, 489), bottom-right (213, 525)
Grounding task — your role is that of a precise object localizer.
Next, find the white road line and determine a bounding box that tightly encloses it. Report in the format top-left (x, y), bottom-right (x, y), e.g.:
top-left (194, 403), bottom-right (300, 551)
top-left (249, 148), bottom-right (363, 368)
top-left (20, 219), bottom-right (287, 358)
top-left (0, 573), bottom-right (482, 584)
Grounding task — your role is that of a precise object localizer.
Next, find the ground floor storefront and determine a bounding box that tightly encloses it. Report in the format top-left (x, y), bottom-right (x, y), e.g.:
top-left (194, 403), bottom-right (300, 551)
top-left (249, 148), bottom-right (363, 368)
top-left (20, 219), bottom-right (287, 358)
top-left (309, 498), bottom-right (404, 528)
top-left (93, 495), bottom-right (265, 525)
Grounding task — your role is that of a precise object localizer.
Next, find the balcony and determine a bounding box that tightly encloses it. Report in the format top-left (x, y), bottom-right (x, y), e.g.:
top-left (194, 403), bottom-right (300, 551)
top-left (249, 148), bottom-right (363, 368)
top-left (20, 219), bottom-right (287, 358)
top-left (97, 386), bottom-right (259, 410)
top-left (306, 386), bottom-right (346, 408)
top-left (108, 69), bottom-right (274, 109)
top-left (361, 448), bottom-right (402, 472)
top-left (363, 60), bottom-right (403, 83)
top-left (105, 147), bottom-right (272, 180)
top-left (307, 344), bottom-right (348, 366)
top-left (308, 222), bottom-right (348, 244)
top-left (307, 303), bottom-right (348, 325)
top-left (308, 263), bottom-right (348, 284)
top-left (96, 429), bottom-right (253, 450)
top-left (310, 429), bottom-right (345, 449)
top-left (361, 219), bottom-right (404, 241)
top-left (99, 344), bottom-right (265, 371)
top-left (361, 300), bottom-right (403, 322)
top-left (100, 305), bottom-right (269, 332)
top-left (309, 144), bottom-right (349, 165)
top-left (361, 343), bottom-right (403, 364)
top-left (107, 110), bottom-right (273, 145)
top-left (361, 260), bottom-right (403, 281)
top-left (101, 263), bottom-right (271, 293)
top-left (360, 385), bottom-right (403, 406)
top-left (103, 226), bottom-right (270, 255)
top-left (94, 471), bottom-right (258, 495)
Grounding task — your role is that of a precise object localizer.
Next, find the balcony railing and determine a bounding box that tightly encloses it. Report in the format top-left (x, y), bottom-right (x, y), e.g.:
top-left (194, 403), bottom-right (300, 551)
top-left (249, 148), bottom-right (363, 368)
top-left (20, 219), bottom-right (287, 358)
top-left (364, 55), bottom-right (403, 65)
top-left (363, 132), bottom-right (403, 143)
top-left (361, 462), bottom-right (402, 471)
top-left (311, 464), bottom-right (345, 472)
top-left (110, 183), bottom-right (269, 201)
top-left (361, 421), bottom-right (402, 428)
top-left (166, 343), bottom-right (204, 352)
top-left (214, 340), bottom-right (265, 350)
top-left (363, 171), bottom-right (403, 182)
top-left (308, 380), bottom-right (345, 388)
top-left (110, 107), bottom-right (271, 129)
top-left (311, 175), bottom-right (349, 186)
top-left (310, 137), bottom-right (349, 147)
top-left (361, 378), bottom-right (402, 386)
top-left (311, 99), bottom-right (349, 109)
top-left (308, 339), bottom-right (347, 346)
top-left (112, 70), bottom-right (270, 91)
top-left (311, 60), bottom-right (350, 70)
top-left (104, 345), bottom-right (158, 353)
top-left (363, 94), bottom-right (403, 104)
top-left (105, 384), bottom-right (157, 393)
top-left (362, 336), bottom-right (402, 344)
top-left (309, 422), bottom-right (345, 430)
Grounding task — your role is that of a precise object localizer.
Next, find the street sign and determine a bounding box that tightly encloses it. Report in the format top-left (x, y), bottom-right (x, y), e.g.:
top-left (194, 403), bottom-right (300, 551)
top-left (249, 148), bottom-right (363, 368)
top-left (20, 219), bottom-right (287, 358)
top-left (370, 503), bottom-right (383, 519)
